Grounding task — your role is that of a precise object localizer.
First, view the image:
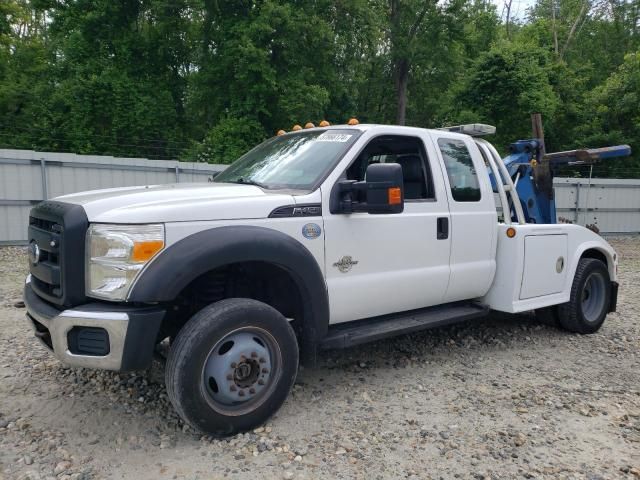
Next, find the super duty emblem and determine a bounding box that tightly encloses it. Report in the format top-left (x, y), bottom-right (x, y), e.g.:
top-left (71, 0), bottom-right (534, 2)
top-left (333, 256), bottom-right (359, 273)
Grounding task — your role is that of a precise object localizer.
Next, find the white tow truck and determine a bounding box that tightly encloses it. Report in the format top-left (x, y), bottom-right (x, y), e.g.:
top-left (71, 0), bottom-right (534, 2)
top-left (23, 122), bottom-right (624, 435)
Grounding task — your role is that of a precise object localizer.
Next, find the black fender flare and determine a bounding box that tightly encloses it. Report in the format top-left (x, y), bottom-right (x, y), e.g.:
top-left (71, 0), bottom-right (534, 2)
top-left (128, 225), bottom-right (329, 363)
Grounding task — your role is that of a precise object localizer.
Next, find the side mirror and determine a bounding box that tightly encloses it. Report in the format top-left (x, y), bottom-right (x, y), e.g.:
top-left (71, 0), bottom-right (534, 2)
top-left (363, 163), bottom-right (404, 214)
top-left (332, 163), bottom-right (404, 215)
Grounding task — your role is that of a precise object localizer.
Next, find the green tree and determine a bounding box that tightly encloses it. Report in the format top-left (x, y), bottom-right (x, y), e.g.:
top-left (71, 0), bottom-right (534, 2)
top-left (455, 43), bottom-right (559, 150)
top-left (0, 0), bottom-right (54, 151)
top-left (183, 116), bottom-right (266, 164)
top-left (572, 52), bottom-right (640, 176)
top-left (0, 0), bottom-right (638, 176)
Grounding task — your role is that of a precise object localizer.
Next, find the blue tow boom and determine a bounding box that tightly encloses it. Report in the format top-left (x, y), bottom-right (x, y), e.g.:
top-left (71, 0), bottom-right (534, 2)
top-left (496, 141), bottom-right (631, 224)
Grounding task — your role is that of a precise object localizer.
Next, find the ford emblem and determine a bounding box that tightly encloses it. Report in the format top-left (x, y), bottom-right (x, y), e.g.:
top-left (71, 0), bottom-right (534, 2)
top-left (28, 240), bottom-right (41, 265)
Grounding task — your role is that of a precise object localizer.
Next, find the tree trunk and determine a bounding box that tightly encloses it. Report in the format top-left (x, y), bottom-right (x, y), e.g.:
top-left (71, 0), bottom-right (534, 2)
top-left (388, 0), bottom-right (430, 125)
top-left (394, 59), bottom-right (409, 125)
top-left (504, 0), bottom-right (513, 39)
top-left (551, 0), bottom-right (559, 55)
top-left (560, 0), bottom-right (589, 60)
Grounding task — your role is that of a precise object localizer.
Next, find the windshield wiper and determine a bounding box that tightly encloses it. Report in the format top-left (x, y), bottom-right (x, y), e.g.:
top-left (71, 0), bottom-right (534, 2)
top-left (230, 177), bottom-right (269, 189)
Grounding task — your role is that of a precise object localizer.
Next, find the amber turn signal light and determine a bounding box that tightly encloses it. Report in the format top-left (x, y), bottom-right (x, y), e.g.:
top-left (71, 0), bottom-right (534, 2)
top-left (388, 187), bottom-right (402, 205)
top-left (506, 227), bottom-right (516, 238)
top-left (131, 240), bottom-right (164, 262)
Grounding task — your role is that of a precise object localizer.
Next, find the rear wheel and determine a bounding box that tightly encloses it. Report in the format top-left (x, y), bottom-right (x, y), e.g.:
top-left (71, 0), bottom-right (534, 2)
top-left (165, 298), bottom-right (298, 436)
top-left (557, 258), bottom-right (611, 334)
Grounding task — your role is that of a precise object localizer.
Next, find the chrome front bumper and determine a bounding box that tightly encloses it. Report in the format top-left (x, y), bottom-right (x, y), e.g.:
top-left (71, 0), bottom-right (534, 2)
top-left (24, 276), bottom-right (164, 371)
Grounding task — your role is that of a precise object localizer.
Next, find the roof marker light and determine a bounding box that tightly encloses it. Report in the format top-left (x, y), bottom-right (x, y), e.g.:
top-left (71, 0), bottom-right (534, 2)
top-left (304, 122), bottom-right (315, 129)
top-left (319, 120), bottom-right (330, 127)
top-left (347, 118), bottom-right (359, 126)
top-left (292, 124), bottom-right (302, 131)
top-left (276, 130), bottom-right (286, 136)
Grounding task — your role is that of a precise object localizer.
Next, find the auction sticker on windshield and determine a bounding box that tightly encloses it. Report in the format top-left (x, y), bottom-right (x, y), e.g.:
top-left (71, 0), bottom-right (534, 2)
top-left (317, 132), bottom-right (353, 142)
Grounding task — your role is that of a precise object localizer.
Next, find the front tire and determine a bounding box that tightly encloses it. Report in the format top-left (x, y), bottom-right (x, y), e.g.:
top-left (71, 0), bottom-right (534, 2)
top-left (165, 298), bottom-right (298, 436)
top-left (557, 258), bottom-right (611, 334)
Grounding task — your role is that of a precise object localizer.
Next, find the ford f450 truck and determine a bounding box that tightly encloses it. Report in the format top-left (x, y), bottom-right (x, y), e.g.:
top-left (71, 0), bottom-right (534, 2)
top-left (23, 123), bottom-right (624, 435)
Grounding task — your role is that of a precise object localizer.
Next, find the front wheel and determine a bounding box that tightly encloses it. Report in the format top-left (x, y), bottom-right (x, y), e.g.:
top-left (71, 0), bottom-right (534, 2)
top-left (165, 298), bottom-right (298, 436)
top-left (557, 258), bottom-right (611, 334)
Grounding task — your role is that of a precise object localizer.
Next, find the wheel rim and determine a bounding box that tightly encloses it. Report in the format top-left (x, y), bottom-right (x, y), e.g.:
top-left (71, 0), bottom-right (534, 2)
top-left (581, 272), bottom-right (607, 323)
top-left (201, 327), bottom-right (281, 415)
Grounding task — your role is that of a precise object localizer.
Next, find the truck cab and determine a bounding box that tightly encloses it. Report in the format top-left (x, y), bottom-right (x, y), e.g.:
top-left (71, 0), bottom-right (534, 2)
top-left (23, 123), bottom-right (620, 436)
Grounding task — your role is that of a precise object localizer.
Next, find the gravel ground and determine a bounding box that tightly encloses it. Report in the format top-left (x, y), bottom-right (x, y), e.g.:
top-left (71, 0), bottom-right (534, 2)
top-left (0, 238), bottom-right (639, 480)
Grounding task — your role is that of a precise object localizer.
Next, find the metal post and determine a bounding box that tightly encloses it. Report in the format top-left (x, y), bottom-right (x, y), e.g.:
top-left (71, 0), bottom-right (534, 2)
top-left (175, 165), bottom-right (180, 183)
top-left (40, 158), bottom-right (48, 200)
top-left (575, 182), bottom-right (581, 223)
top-left (531, 113), bottom-right (546, 154)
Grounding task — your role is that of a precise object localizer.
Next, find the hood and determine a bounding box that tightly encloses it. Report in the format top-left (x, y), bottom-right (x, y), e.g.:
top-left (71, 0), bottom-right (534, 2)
top-left (55, 183), bottom-right (296, 223)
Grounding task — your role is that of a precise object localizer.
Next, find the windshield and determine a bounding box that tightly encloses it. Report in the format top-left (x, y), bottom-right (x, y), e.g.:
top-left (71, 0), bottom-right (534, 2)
top-left (214, 129), bottom-right (361, 190)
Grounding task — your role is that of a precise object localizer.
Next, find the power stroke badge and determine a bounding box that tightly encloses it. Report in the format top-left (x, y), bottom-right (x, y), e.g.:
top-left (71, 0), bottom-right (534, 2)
top-left (301, 223), bottom-right (322, 239)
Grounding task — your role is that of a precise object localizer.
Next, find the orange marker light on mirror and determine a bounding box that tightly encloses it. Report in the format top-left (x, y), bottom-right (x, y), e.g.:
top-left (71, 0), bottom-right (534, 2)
top-left (388, 187), bottom-right (402, 205)
top-left (506, 227), bottom-right (516, 238)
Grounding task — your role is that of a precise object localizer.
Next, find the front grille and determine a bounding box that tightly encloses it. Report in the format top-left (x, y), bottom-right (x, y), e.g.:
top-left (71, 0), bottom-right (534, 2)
top-left (29, 216), bottom-right (61, 233)
top-left (28, 201), bottom-right (88, 307)
top-left (29, 215), bottom-right (63, 302)
top-left (32, 275), bottom-right (61, 298)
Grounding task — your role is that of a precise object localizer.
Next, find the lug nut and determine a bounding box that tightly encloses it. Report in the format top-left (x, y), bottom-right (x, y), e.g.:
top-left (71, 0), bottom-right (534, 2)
top-left (238, 390), bottom-right (245, 397)
top-left (230, 385), bottom-right (237, 392)
top-left (230, 362), bottom-right (237, 368)
top-left (249, 388), bottom-right (256, 394)
top-left (262, 368), bottom-right (269, 374)
top-left (258, 379), bottom-right (265, 385)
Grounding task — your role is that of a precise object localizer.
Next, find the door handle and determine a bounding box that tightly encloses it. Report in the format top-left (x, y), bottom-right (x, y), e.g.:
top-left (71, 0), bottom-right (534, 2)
top-left (437, 217), bottom-right (449, 240)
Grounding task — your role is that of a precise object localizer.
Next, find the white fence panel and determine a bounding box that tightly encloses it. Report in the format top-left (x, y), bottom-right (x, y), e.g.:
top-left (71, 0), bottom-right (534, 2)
top-left (0, 149), bottom-right (225, 243)
top-left (2, 149), bottom-right (640, 243)
top-left (554, 178), bottom-right (640, 233)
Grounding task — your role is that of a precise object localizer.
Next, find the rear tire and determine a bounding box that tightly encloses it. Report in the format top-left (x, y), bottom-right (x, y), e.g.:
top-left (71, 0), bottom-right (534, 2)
top-left (557, 258), bottom-right (611, 334)
top-left (165, 298), bottom-right (298, 436)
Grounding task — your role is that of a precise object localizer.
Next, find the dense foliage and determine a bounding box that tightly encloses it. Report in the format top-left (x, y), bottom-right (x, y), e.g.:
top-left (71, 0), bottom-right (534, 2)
top-left (1, 0), bottom-right (639, 175)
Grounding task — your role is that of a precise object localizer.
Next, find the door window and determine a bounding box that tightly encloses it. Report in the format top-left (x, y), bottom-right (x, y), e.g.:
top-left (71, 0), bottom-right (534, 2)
top-left (345, 136), bottom-right (434, 200)
top-left (437, 138), bottom-right (481, 202)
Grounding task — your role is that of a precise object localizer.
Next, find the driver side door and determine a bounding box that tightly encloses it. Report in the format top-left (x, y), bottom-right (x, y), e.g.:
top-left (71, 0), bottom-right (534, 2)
top-left (322, 133), bottom-right (452, 324)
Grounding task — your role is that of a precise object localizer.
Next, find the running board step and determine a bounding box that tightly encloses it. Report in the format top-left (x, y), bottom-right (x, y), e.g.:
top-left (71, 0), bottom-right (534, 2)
top-left (320, 302), bottom-right (489, 350)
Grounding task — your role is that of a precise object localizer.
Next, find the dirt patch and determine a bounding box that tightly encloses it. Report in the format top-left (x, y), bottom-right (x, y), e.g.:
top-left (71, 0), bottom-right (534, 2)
top-left (1, 239), bottom-right (639, 479)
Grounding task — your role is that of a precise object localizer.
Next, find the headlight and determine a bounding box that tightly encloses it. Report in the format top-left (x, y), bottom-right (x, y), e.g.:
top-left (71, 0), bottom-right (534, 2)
top-left (86, 224), bottom-right (164, 301)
